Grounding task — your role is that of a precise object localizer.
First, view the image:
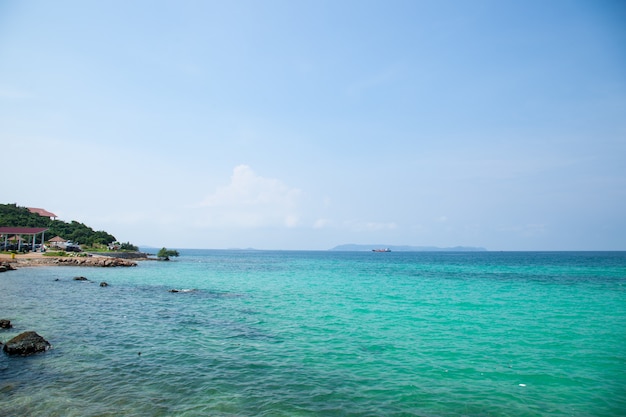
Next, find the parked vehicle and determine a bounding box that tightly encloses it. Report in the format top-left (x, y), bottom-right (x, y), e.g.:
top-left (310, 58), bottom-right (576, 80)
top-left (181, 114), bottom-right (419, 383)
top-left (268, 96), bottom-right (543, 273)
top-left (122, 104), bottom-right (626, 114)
top-left (0, 243), bottom-right (18, 251)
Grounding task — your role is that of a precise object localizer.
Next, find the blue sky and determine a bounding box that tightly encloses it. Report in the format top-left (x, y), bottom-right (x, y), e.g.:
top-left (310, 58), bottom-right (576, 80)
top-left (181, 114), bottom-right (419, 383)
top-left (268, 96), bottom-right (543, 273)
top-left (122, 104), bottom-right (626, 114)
top-left (1, 0), bottom-right (625, 250)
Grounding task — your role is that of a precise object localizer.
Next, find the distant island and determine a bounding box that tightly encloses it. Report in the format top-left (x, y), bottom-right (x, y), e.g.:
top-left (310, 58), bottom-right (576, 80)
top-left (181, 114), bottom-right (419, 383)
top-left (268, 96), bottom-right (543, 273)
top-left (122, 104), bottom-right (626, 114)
top-left (329, 244), bottom-right (487, 252)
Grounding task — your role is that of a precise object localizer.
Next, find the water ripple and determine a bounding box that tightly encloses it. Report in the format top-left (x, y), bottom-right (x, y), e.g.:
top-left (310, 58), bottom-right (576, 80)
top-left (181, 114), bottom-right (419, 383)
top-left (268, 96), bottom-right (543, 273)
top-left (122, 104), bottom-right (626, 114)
top-left (1, 253), bottom-right (625, 416)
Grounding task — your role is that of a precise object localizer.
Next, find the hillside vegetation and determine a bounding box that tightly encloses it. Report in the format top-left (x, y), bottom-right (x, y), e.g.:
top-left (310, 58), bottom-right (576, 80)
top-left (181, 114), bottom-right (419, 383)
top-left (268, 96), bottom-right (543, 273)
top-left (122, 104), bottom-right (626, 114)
top-left (0, 203), bottom-right (117, 246)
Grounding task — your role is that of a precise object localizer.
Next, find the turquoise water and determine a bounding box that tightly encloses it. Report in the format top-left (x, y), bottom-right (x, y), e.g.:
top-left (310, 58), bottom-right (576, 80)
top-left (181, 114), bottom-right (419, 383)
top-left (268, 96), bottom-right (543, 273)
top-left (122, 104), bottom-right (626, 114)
top-left (1, 251), bottom-right (625, 416)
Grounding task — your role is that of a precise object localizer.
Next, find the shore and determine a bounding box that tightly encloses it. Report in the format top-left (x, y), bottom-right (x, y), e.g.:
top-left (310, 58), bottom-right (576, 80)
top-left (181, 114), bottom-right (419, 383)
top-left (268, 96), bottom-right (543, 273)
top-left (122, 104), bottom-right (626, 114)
top-left (0, 252), bottom-right (138, 268)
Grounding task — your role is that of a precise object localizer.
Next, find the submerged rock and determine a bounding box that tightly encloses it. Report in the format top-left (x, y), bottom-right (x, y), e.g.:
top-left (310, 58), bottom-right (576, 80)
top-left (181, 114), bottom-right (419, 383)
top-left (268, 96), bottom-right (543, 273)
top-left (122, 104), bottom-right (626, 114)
top-left (0, 319), bottom-right (12, 329)
top-left (3, 331), bottom-right (50, 355)
top-left (100, 281), bottom-right (109, 287)
top-left (73, 276), bottom-right (89, 281)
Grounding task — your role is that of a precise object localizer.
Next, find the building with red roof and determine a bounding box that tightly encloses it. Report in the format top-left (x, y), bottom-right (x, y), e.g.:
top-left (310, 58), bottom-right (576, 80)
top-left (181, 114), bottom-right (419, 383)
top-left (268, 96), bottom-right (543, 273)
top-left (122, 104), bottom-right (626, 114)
top-left (28, 207), bottom-right (58, 219)
top-left (0, 227), bottom-right (49, 251)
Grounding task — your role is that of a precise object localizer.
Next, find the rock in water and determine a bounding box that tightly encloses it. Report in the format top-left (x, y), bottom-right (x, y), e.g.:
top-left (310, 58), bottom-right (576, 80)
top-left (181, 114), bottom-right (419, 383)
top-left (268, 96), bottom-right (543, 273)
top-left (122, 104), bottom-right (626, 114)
top-left (0, 319), bottom-right (12, 329)
top-left (100, 281), bottom-right (109, 287)
top-left (0, 262), bottom-right (16, 273)
top-left (73, 276), bottom-right (89, 281)
top-left (3, 331), bottom-right (51, 355)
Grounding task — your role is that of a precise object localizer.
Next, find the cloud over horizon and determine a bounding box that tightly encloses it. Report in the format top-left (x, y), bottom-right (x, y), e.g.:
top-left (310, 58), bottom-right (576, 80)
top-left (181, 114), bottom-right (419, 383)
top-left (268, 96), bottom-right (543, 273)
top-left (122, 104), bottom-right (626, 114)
top-left (197, 165), bottom-right (303, 228)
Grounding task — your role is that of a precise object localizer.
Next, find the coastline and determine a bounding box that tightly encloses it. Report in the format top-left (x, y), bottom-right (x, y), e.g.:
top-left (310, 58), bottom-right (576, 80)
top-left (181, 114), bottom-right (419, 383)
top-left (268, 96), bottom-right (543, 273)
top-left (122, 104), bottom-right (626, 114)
top-left (0, 252), bottom-right (138, 268)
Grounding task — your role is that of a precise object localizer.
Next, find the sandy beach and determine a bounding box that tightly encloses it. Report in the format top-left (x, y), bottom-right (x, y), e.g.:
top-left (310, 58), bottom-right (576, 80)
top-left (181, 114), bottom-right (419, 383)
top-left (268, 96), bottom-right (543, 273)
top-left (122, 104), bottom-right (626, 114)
top-left (0, 251), bottom-right (49, 265)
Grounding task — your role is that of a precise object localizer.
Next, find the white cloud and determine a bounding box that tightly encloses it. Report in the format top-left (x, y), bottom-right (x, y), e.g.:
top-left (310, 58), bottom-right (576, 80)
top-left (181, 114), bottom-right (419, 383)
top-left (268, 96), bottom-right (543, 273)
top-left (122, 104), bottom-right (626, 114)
top-left (343, 220), bottom-right (398, 232)
top-left (497, 223), bottom-right (547, 237)
top-left (197, 165), bottom-right (302, 228)
top-left (313, 218), bottom-right (331, 229)
top-left (0, 86), bottom-right (33, 99)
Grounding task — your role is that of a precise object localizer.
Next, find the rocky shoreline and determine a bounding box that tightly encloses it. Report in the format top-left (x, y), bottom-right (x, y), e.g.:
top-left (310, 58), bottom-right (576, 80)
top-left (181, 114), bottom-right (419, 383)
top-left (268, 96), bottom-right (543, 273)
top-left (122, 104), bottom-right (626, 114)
top-left (0, 255), bottom-right (137, 270)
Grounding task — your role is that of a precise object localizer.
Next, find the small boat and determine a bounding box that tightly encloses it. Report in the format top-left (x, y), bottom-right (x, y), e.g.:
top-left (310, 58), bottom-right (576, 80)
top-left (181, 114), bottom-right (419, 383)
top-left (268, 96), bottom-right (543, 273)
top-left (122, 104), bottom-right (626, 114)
top-left (372, 248), bottom-right (391, 252)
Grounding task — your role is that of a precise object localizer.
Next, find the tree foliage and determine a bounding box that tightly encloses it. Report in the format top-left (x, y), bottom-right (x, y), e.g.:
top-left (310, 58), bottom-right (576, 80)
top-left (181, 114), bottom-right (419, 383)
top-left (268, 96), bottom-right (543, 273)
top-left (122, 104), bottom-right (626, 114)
top-left (120, 242), bottom-right (138, 251)
top-left (157, 247), bottom-right (179, 260)
top-left (0, 203), bottom-right (118, 246)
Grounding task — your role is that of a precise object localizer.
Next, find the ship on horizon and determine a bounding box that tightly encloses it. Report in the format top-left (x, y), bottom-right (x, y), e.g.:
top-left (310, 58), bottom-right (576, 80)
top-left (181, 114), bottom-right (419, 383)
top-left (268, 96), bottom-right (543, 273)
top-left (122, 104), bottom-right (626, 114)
top-left (372, 248), bottom-right (391, 252)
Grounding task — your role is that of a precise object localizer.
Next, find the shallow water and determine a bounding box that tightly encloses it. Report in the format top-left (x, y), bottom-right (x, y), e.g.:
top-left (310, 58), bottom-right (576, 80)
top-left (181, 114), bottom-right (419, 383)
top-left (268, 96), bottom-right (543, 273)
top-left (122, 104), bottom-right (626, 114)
top-left (1, 251), bottom-right (625, 416)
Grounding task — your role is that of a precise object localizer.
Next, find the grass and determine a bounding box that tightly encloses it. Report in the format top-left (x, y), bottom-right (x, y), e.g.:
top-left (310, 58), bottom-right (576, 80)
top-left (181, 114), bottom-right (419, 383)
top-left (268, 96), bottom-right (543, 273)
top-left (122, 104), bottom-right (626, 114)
top-left (43, 251), bottom-right (90, 257)
top-left (43, 251), bottom-right (68, 257)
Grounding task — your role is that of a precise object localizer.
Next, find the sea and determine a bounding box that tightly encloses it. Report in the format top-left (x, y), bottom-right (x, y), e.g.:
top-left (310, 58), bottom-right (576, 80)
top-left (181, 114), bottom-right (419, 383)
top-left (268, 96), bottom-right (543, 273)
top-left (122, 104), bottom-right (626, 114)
top-left (0, 250), bottom-right (625, 417)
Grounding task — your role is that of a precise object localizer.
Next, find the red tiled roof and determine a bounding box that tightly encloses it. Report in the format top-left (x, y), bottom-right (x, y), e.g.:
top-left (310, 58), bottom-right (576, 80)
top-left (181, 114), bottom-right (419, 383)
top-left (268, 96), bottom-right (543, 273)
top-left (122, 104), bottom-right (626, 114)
top-left (0, 227), bottom-right (49, 235)
top-left (28, 207), bottom-right (57, 218)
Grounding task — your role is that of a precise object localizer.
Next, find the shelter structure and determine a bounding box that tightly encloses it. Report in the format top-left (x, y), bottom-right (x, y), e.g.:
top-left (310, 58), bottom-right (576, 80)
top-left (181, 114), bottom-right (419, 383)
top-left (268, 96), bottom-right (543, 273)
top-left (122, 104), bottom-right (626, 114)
top-left (0, 227), bottom-right (49, 251)
top-left (49, 235), bottom-right (67, 248)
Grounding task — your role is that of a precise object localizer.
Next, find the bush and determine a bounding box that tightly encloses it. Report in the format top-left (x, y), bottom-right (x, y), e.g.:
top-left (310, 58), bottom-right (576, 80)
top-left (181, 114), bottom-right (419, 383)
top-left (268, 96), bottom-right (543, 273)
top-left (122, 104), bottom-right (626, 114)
top-left (44, 251), bottom-right (68, 257)
top-left (120, 242), bottom-right (138, 251)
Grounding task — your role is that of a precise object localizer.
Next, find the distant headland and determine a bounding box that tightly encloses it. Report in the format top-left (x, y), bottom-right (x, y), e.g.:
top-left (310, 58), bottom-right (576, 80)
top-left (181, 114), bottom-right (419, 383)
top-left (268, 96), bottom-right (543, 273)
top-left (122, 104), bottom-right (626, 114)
top-left (329, 244), bottom-right (487, 252)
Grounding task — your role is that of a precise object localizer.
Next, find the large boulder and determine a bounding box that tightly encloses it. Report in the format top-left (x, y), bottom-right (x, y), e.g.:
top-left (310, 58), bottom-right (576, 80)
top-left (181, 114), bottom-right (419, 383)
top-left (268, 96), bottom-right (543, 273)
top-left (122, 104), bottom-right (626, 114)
top-left (3, 331), bottom-right (51, 355)
top-left (56, 257), bottom-right (137, 267)
top-left (0, 262), bottom-right (16, 273)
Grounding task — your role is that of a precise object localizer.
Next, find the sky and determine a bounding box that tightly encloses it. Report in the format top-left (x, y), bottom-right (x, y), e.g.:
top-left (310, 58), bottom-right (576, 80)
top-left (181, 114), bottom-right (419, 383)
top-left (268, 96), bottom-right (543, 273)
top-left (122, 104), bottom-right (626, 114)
top-left (1, 0), bottom-right (625, 251)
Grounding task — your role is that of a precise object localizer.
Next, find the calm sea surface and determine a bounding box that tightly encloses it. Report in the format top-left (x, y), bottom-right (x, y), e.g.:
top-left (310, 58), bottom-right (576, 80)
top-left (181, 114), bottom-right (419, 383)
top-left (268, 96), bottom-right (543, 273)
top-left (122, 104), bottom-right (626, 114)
top-left (0, 251), bottom-right (625, 416)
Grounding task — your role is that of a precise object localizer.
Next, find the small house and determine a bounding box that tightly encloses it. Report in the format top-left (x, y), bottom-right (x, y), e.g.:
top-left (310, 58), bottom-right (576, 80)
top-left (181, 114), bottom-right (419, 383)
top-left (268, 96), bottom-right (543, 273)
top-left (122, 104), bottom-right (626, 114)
top-left (49, 236), bottom-right (67, 248)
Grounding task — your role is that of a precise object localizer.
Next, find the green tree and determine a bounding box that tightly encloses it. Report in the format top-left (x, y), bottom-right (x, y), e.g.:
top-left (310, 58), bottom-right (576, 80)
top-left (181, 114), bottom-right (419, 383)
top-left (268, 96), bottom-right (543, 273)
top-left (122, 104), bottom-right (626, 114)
top-left (120, 242), bottom-right (138, 251)
top-left (157, 247), bottom-right (179, 261)
top-left (0, 203), bottom-right (118, 247)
